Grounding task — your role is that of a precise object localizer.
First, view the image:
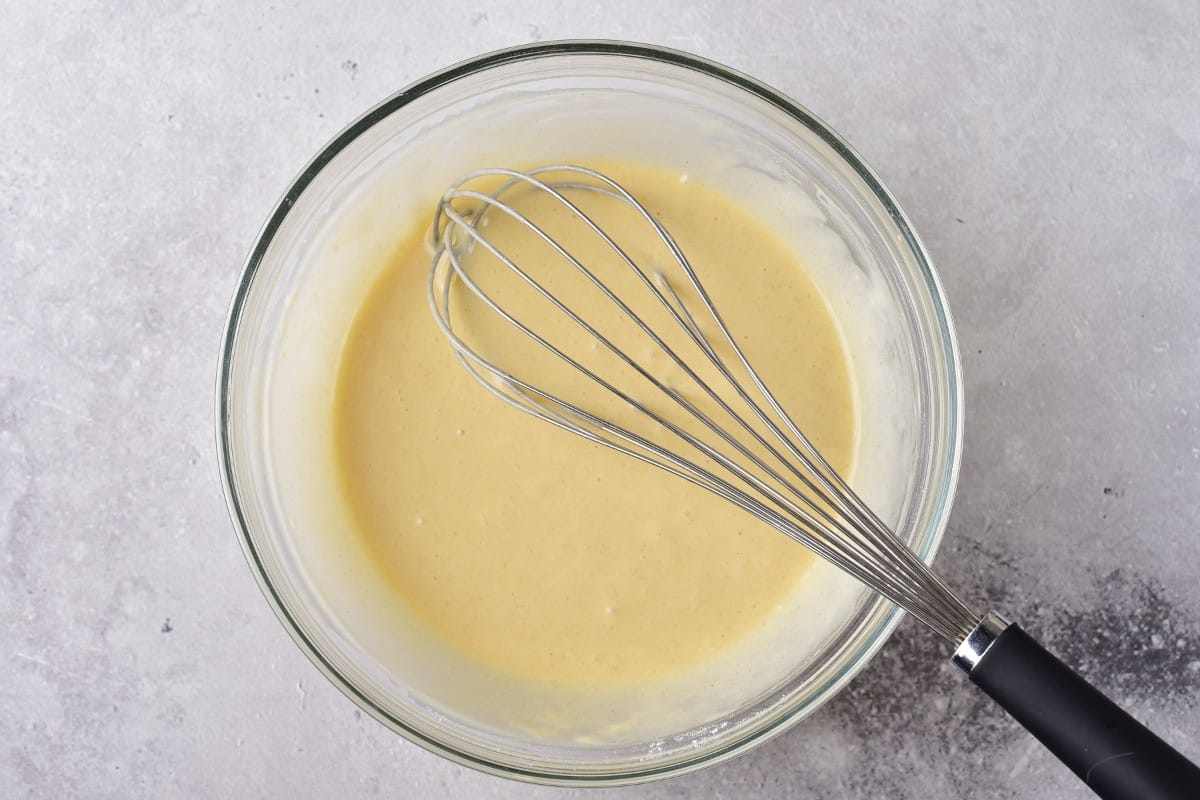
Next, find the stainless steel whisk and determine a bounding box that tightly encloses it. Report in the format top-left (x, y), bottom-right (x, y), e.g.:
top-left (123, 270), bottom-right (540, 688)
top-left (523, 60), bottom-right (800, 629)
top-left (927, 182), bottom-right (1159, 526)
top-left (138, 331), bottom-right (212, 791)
top-left (427, 165), bottom-right (1200, 799)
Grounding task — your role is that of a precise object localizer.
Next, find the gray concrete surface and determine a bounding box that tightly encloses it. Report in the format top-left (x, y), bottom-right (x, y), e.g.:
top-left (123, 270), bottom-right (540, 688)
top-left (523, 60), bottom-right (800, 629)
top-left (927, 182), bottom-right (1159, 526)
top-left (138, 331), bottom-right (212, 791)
top-left (2, 1), bottom-right (1198, 798)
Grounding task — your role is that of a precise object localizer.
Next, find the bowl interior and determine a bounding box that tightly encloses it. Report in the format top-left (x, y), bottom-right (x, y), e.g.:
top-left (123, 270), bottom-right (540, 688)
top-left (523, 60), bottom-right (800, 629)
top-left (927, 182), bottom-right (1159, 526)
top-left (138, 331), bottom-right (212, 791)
top-left (218, 42), bottom-right (961, 785)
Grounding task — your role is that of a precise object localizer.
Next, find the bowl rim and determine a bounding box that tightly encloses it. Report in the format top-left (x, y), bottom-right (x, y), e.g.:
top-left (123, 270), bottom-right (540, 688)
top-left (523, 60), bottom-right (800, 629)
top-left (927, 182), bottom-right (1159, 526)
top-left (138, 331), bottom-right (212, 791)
top-left (215, 39), bottom-right (965, 786)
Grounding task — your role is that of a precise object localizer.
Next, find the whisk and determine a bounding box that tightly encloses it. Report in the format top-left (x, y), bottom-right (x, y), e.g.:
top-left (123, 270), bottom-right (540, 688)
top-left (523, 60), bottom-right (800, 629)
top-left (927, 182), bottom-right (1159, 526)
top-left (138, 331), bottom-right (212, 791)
top-left (427, 165), bottom-right (1200, 799)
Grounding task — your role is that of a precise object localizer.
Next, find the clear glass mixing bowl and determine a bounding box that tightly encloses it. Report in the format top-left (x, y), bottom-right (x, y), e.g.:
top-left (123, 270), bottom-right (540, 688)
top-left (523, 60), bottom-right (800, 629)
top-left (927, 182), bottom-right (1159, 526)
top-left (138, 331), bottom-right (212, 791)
top-left (216, 41), bottom-right (963, 785)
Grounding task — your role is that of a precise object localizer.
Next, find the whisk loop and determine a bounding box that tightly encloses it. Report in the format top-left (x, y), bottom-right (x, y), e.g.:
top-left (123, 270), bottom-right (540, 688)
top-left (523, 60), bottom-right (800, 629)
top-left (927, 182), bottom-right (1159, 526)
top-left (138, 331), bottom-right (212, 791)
top-left (427, 165), bottom-right (979, 644)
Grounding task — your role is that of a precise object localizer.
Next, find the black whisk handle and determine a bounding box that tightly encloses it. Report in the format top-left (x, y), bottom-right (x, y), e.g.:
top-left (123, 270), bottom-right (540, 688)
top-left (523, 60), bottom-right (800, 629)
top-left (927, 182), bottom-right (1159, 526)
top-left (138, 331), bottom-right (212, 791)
top-left (962, 620), bottom-right (1200, 799)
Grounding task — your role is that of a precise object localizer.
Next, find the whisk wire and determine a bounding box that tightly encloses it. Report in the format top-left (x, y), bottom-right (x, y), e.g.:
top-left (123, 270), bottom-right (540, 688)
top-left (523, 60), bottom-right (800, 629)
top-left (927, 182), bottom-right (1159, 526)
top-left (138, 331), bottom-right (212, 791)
top-left (428, 165), bottom-right (979, 644)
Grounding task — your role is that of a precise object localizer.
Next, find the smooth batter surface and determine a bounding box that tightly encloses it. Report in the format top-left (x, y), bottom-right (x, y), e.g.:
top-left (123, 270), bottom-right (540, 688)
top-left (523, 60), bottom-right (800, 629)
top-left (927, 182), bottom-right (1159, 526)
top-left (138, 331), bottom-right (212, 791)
top-left (334, 162), bottom-right (858, 688)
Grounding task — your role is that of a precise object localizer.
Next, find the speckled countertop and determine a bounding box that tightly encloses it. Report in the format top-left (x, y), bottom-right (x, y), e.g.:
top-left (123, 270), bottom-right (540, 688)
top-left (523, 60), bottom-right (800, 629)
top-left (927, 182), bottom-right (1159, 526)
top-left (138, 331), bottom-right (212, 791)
top-left (2, 2), bottom-right (1198, 798)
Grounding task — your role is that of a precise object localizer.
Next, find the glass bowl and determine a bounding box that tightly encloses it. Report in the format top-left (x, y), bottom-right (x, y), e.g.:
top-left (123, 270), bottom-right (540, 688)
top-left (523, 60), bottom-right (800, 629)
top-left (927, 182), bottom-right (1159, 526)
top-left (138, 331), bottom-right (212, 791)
top-left (216, 41), bottom-right (963, 785)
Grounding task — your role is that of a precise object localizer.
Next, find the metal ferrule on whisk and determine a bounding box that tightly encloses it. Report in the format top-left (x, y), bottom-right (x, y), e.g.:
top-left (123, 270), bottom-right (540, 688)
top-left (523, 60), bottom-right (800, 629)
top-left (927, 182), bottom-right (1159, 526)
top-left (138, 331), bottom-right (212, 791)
top-left (952, 611), bottom-right (1011, 673)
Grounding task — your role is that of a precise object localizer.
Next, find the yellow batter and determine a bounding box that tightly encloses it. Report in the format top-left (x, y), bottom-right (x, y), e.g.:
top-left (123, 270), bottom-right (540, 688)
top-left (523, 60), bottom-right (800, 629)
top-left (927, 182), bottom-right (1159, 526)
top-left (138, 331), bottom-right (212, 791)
top-left (333, 162), bottom-right (857, 689)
